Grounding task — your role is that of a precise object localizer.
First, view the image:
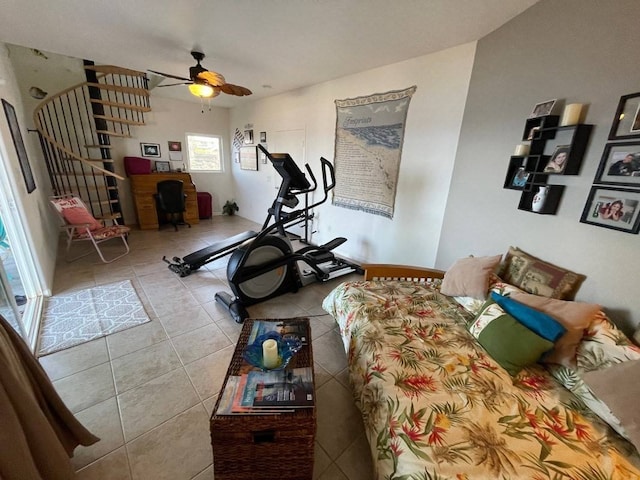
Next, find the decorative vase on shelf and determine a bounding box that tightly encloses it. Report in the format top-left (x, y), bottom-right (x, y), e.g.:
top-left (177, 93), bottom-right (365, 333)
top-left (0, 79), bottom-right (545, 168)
top-left (531, 186), bottom-right (548, 213)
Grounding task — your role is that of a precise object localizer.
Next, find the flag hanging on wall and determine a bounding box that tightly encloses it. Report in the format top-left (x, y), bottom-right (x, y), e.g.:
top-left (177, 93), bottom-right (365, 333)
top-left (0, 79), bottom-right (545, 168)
top-left (332, 86), bottom-right (416, 218)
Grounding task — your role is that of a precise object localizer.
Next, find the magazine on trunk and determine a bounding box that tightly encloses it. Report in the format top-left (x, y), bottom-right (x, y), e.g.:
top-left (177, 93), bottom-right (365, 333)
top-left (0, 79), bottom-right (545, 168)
top-left (216, 376), bottom-right (293, 415)
top-left (240, 367), bottom-right (314, 409)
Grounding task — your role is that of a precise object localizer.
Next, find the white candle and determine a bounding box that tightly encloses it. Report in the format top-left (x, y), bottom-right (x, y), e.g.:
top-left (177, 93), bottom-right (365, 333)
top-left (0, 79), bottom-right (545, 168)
top-left (514, 144), bottom-right (530, 156)
top-left (262, 339), bottom-right (279, 369)
top-left (560, 103), bottom-right (583, 126)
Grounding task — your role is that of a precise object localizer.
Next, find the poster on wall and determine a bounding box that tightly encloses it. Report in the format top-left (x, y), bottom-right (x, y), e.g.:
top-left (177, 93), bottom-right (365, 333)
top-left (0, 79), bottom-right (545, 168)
top-left (2, 99), bottom-right (36, 193)
top-left (332, 86), bottom-right (416, 218)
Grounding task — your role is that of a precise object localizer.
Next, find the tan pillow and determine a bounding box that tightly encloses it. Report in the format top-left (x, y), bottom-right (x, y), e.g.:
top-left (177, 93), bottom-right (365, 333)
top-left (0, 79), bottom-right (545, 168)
top-left (499, 246), bottom-right (585, 300)
top-left (583, 359), bottom-right (640, 451)
top-left (441, 255), bottom-right (502, 299)
top-left (510, 292), bottom-right (600, 366)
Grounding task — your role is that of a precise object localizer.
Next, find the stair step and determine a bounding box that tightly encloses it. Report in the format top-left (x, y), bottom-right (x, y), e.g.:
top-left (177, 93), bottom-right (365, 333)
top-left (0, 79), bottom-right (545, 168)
top-left (95, 129), bottom-right (132, 138)
top-left (60, 157), bottom-right (114, 163)
top-left (90, 99), bottom-right (151, 112)
top-left (93, 114), bottom-right (145, 126)
top-left (86, 82), bottom-right (149, 97)
top-left (84, 65), bottom-right (146, 77)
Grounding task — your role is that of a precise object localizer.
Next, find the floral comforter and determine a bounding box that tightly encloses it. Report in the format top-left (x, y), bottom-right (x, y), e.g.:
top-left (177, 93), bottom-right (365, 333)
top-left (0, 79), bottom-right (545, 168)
top-left (322, 280), bottom-right (640, 480)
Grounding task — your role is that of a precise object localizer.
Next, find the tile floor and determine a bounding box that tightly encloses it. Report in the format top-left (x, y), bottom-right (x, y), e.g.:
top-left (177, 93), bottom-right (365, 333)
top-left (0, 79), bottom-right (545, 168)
top-left (38, 215), bottom-right (373, 480)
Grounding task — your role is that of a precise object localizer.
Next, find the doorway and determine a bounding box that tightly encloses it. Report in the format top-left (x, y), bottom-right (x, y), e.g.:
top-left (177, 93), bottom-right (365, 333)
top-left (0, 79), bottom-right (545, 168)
top-left (0, 216), bottom-right (27, 338)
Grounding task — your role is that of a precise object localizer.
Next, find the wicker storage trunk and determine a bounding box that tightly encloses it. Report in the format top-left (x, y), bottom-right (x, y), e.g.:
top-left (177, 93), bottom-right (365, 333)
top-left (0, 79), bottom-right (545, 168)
top-left (210, 318), bottom-right (316, 480)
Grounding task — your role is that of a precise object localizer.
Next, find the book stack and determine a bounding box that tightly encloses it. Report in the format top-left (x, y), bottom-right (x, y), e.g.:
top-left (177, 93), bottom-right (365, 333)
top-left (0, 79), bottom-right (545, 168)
top-left (217, 319), bottom-right (314, 415)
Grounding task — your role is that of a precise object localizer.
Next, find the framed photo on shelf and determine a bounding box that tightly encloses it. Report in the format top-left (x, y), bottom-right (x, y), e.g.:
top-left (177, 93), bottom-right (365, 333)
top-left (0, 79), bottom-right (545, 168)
top-left (580, 186), bottom-right (640, 234)
top-left (542, 145), bottom-right (571, 174)
top-left (239, 146), bottom-right (258, 171)
top-left (155, 160), bottom-right (171, 172)
top-left (140, 142), bottom-right (161, 157)
top-left (510, 167), bottom-right (530, 189)
top-left (594, 142), bottom-right (640, 186)
top-left (2, 99), bottom-right (36, 193)
top-left (608, 92), bottom-right (640, 140)
top-left (529, 99), bottom-right (557, 118)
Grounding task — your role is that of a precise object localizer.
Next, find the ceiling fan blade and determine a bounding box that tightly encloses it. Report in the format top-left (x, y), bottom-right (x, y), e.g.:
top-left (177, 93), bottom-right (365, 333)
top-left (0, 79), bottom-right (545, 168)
top-left (148, 70), bottom-right (191, 82)
top-left (220, 83), bottom-right (253, 96)
top-left (197, 70), bottom-right (226, 87)
top-left (156, 82), bottom-right (192, 87)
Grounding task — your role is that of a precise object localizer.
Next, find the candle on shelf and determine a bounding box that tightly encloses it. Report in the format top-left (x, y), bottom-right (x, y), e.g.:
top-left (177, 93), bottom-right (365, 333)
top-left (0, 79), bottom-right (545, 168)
top-left (262, 338), bottom-right (279, 369)
top-left (560, 103), bottom-right (583, 126)
top-left (514, 144), bottom-right (530, 156)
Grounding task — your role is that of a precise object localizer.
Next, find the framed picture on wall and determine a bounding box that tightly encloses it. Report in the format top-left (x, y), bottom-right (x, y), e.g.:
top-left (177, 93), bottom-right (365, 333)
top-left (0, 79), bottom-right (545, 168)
top-left (140, 142), bottom-right (161, 157)
top-left (2, 99), bottom-right (36, 193)
top-left (580, 186), bottom-right (640, 234)
top-left (239, 146), bottom-right (258, 170)
top-left (608, 92), bottom-right (640, 140)
top-left (594, 142), bottom-right (640, 186)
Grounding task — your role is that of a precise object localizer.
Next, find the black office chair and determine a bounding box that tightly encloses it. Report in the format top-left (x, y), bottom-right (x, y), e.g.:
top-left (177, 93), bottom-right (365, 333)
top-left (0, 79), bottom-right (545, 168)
top-left (155, 180), bottom-right (191, 231)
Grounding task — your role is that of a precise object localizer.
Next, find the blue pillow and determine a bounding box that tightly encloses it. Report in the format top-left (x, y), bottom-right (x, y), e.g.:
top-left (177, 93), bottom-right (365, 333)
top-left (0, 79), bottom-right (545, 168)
top-left (490, 292), bottom-right (566, 342)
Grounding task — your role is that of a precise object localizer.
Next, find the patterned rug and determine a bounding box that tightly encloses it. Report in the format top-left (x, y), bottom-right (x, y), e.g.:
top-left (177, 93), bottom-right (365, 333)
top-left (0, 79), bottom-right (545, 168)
top-left (38, 280), bottom-right (151, 356)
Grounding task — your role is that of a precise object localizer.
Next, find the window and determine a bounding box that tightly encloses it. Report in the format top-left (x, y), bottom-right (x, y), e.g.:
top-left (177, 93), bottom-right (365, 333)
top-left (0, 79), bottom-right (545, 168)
top-left (186, 133), bottom-right (223, 172)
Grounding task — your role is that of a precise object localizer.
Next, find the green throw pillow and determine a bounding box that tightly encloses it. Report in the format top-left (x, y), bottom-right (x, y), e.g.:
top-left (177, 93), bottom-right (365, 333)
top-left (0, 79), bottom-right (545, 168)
top-left (468, 299), bottom-right (554, 375)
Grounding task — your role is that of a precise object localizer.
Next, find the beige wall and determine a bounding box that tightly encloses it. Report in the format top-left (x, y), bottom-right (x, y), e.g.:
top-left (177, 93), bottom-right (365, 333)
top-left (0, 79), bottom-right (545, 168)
top-left (0, 43), bottom-right (57, 294)
top-left (114, 95), bottom-right (232, 224)
top-left (437, 0), bottom-right (640, 334)
top-left (229, 42), bottom-right (477, 268)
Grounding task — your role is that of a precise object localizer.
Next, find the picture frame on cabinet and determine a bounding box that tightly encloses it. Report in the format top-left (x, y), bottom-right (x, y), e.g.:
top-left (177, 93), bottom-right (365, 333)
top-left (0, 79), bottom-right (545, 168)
top-left (608, 92), bottom-right (640, 140)
top-left (580, 186), bottom-right (640, 234)
top-left (594, 142), bottom-right (640, 186)
top-left (155, 160), bottom-right (170, 172)
top-left (529, 99), bottom-right (557, 118)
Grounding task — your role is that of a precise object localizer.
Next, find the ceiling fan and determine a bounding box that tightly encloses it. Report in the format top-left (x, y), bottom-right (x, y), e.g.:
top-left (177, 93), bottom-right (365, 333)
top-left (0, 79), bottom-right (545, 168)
top-left (149, 51), bottom-right (252, 99)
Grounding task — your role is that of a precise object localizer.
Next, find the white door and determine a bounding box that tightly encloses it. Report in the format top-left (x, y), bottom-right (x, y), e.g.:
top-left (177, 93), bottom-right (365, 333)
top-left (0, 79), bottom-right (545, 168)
top-left (270, 129), bottom-right (311, 239)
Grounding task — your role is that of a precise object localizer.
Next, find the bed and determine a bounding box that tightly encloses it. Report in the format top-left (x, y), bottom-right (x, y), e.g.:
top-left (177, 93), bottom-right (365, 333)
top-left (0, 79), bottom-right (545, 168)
top-left (322, 258), bottom-right (640, 480)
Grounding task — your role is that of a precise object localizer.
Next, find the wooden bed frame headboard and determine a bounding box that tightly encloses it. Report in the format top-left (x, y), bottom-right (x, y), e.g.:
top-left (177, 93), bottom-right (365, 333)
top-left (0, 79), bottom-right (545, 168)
top-left (362, 264), bottom-right (445, 282)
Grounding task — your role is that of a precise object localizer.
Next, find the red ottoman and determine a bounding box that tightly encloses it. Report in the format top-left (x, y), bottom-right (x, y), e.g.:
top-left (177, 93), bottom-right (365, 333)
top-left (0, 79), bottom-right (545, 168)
top-left (197, 192), bottom-right (212, 219)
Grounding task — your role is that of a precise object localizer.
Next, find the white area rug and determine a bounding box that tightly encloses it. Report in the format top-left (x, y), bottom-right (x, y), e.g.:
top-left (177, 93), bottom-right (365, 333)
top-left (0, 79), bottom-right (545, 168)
top-left (38, 280), bottom-right (150, 356)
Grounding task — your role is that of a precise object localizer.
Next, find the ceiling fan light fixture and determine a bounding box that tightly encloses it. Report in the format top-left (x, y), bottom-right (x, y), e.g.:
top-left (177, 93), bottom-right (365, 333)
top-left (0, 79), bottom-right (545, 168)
top-left (188, 82), bottom-right (214, 98)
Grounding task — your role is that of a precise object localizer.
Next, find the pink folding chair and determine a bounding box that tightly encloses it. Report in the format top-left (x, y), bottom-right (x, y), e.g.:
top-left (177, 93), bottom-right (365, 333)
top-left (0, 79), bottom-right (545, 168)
top-left (50, 195), bottom-right (130, 263)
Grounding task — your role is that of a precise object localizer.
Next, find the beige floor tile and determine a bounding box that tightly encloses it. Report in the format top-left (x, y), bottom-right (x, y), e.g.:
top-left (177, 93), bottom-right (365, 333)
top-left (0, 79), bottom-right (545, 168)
top-left (313, 443), bottom-right (332, 480)
top-left (335, 367), bottom-right (352, 390)
top-left (309, 314), bottom-right (338, 339)
top-left (39, 337), bottom-right (109, 381)
top-left (72, 397), bottom-right (125, 470)
top-left (316, 463), bottom-right (349, 480)
top-left (335, 433), bottom-right (374, 480)
top-left (313, 329), bottom-right (349, 375)
top-left (211, 311), bottom-right (243, 343)
top-left (111, 340), bottom-right (182, 393)
top-left (315, 378), bottom-right (364, 459)
top-left (246, 297), bottom-right (308, 319)
top-left (203, 395), bottom-right (217, 416)
top-left (201, 298), bottom-right (234, 322)
top-left (148, 290), bottom-right (200, 317)
top-left (75, 446), bottom-right (131, 480)
top-left (171, 323), bottom-right (232, 364)
top-left (53, 362), bottom-right (115, 413)
top-left (107, 320), bottom-right (168, 359)
top-left (159, 305), bottom-right (214, 337)
top-left (184, 345), bottom-right (235, 399)
top-left (118, 367), bottom-right (199, 441)
top-left (313, 361), bottom-right (333, 389)
top-left (190, 465), bottom-right (213, 480)
top-left (127, 404), bottom-right (212, 480)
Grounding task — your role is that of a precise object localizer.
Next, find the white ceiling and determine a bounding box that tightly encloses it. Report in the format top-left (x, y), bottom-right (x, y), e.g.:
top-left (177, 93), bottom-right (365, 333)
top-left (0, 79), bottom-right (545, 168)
top-left (1, 0), bottom-right (539, 108)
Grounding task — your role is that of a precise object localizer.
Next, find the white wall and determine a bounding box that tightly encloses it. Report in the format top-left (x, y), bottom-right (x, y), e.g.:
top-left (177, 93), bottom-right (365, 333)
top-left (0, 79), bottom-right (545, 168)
top-left (230, 42), bottom-right (477, 267)
top-left (0, 43), bottom-right (57, 293)
top-left (437, 0), bottom-right (640, 333)
top-left (115, 95), bottom-right (232, 224)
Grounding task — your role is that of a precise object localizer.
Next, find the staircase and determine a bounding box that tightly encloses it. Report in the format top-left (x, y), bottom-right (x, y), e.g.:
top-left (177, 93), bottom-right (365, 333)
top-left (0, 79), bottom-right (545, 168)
top-left (33, 63), bottom-right (151, 223)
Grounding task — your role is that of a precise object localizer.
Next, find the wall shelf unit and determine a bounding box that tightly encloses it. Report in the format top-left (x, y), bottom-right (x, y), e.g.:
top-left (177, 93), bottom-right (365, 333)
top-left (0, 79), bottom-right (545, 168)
top-left (505, 114), bottom-right (593, 215)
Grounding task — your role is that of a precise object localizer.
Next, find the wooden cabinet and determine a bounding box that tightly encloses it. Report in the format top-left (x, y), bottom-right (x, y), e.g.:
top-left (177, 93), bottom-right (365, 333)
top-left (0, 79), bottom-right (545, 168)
top-left (130, 173), bottom-right (200, 229)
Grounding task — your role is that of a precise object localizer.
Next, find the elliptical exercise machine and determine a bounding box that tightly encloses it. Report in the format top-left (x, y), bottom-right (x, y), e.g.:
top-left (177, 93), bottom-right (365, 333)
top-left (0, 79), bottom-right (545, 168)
top-left (163, 146), bottom-right (362, 322)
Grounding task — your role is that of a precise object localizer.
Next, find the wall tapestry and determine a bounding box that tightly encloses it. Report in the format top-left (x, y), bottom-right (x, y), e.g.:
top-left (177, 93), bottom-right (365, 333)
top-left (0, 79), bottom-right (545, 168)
top-left (332, 86), bottom-right (416, 218)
